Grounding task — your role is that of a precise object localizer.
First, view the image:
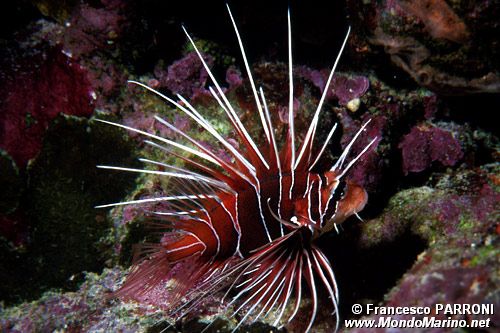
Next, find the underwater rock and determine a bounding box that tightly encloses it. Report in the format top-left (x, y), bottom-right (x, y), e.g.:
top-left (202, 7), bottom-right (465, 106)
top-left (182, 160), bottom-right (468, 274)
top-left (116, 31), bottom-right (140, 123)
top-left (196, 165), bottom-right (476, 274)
top-left (0, 151), bottom-right (28, 247)
top-left (331, 75), bottom-right (370, 105)
top-left (12, 1), bottom-right (131, 114)
top-left (360, 166), bottom-right (499, 245)
top-left (0, 268), bottom-right (163, 332)
top-left (0, 115), bottom-right (138, 304)
top-left (348, 0), bottom-right (500, 94)
top-left (0, 267), bottom-right (289, 332)
top-left (225, 65), bottom-right (244, 89)
top-left (399, 0), bottom-right (470, 43)
top-left (0, 12), bottom-right (138, 286)
top-left (295, 67), bottom-right (370, 105)
top-left (0, 47), bottom-right (94, 168)
top-left (399, 123), bottom-right (464, 175)
top-left (31, 0), bottom-right (78, 23)
top-left (348, 166), bottom-right (500, 332)
top-left (0, 151), bottom-right (22, 216)
top-left (155, 51), bottom-right (214, 100)
top-left (62, 0), bottom-right (127, 58)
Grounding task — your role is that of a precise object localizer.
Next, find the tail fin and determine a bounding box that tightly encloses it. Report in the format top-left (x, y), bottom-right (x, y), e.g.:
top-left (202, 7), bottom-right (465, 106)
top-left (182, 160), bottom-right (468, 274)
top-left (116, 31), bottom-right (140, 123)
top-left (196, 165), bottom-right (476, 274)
top-left (114, 236), bottom-right (207, 308)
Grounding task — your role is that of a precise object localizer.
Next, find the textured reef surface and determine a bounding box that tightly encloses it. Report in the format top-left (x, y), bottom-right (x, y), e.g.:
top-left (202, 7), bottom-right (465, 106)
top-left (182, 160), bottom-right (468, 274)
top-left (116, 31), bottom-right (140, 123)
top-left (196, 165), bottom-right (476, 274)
top-left (1, 1), bottom-right (499, 332)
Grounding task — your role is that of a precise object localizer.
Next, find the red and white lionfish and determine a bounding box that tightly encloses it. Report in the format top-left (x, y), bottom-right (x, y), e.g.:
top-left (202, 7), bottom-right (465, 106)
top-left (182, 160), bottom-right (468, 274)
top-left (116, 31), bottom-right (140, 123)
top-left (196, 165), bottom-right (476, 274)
top-left (97, 5), bottom-right (376, 333)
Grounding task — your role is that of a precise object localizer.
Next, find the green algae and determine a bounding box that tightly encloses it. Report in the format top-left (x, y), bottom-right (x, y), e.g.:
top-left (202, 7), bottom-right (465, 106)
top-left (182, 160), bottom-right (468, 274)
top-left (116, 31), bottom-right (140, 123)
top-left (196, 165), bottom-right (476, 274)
top-left (1, 267), bottom-right (165, 332)
top-left (183, 39), bottom-right (236, 68)
top-left (360, 187), bottom-right (435, 246)
top-left (469, 244), bottom-right (500, 267)
top-left (457, 215), bottom-right (475, 231)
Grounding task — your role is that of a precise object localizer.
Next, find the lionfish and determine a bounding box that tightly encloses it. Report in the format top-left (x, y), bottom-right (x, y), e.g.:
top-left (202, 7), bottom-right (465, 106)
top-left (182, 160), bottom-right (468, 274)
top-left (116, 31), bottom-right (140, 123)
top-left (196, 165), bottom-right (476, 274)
top-left (97, 5), bottom-right (376, 333)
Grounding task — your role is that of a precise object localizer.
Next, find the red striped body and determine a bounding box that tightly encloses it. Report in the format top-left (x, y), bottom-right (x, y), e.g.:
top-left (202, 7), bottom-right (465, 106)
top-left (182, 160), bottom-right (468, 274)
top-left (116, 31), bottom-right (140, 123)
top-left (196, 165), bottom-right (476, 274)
top-left (162, 170), bottom-right (367, 261)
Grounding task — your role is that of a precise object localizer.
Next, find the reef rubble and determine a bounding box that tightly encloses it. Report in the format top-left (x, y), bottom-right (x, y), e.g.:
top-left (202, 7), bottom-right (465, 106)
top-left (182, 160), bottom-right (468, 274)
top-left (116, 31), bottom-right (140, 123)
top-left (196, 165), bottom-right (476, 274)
top-left (1, 1), bottom-right (498, 332)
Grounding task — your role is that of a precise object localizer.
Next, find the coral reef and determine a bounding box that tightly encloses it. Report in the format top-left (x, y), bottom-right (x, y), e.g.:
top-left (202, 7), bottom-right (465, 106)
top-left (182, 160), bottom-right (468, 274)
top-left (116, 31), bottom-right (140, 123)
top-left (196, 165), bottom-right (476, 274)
top-left (0, 268), bottom-right (161, 332)
top-left (0, 48), bottom-right (94, 168)
top-left (399, 123), bottom-right (464, 175)
top-left (154, 51), bottom-right (213, 99)
top-left (399, 0), bottom-right (470, 43)
top-left (62, 0), bottom-right (127, 58)
top-left (296, 67), bottom-right (370, 105)
top-left (0, 1), bottom-right (498, 332)
top-left (347, 166), bottom-right (500, 332)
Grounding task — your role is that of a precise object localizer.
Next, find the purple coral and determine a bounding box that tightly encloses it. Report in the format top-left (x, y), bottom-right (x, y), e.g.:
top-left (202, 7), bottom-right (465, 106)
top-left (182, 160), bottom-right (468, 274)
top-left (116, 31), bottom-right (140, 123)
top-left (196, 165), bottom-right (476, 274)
top-left (225, 66), bottom-right (243, 89)
top-left (0, 49), bottom-right (94, 168)
top-left (122, 107), bottom-right (156, 138)
top-left (330, 75), bottom-right (370, 105)
top-left (294, 66), bottom-right (327, 92)
top-left (399, 124), bottom-right (464, 175)
top-left (122, 108), bottom-right (190, 140)
top-left (155, 52), bottom-right (214, 99)
top-left (63, 0), bottom-right (126, 58)
top-left (295, 66), bottom-right (369, 105)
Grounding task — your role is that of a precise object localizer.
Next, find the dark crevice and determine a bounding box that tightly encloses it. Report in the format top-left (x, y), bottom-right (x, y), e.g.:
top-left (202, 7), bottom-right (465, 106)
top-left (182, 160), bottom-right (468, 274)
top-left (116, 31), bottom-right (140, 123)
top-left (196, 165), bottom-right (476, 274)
top-left (318, 223), bottom-right (428, 320)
